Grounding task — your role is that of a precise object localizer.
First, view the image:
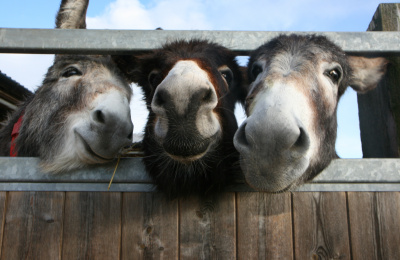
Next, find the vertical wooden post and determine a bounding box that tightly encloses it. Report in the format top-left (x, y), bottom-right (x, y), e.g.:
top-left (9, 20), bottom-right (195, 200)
top-left (357, 3), bottom-right (400, 158)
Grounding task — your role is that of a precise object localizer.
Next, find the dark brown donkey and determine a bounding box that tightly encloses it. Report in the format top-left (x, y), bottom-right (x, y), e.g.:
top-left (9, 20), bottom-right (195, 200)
top-left (234, 34), bottom-right (387, 192)
top-left (115, 39), bottom-right (246, 198)
top-left (0, 0), bottom-right (133, 172)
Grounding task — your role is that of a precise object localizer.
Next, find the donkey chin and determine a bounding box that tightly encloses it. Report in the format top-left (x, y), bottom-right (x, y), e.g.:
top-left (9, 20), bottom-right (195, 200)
top-left (159, 130), bottom-right (222, 165)
top-left (237, 149), bottom-right (311, 192)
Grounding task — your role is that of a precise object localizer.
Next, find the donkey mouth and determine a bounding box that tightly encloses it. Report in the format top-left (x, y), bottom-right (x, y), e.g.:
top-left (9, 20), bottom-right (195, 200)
top-left (168, 149), bottom-right (209, 164)
top-left (162, 136), bottom-right (216, 164)
top-left (75, 132), bottom-right (113, 162)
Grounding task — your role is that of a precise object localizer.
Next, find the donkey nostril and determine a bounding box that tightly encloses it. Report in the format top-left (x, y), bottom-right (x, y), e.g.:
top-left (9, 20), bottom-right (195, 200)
top-left (202, 88), bottom-right (213, 103)
top-left (292, 128), bottom-right (310, 151)
top-left (235, 122), bottom-right (249, 147)
top-left (155, 94), bottom-right (164, 106)
top-left (154, 89), bottom-right (166, 107)
top-left (93, 110), bottom-right (106, 124)
top-left (127, 132), bottom-right (133, 140)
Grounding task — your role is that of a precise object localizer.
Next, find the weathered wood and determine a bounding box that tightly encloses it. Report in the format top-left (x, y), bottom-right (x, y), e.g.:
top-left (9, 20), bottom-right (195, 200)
top-left (347, 192), bottom-right (400, 260)
top-left (236, 192), bottom-right (293, 259)
top-left (358, 3), bottom-right (400, 158)
top-left (293, 192), bottom-right (351, 259)
top-left (61, 192), bottom-right (121, 259)
top-left (179, 193), bottom-right (236, 259)
top-left (1, 192), bottom-right (64, 260)
top-left (121, 193), bottom-right (178, 259)
top-left (0, 192), bottom-right (7, 258)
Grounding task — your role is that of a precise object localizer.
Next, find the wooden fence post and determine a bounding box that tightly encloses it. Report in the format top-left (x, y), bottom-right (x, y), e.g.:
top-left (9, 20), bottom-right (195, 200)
top-left (357, 3), bottom-right (400, 158)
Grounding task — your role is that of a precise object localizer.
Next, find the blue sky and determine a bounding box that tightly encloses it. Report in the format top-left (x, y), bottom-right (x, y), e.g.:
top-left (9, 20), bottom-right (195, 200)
top-left (0, 0), bottom-right (393, 157)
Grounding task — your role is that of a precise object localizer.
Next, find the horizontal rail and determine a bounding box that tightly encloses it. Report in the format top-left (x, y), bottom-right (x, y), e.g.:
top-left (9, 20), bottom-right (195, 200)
top-left (1, 29), bottom-right (400, 55)
top-left (1, 157), bottom-right (400, 192)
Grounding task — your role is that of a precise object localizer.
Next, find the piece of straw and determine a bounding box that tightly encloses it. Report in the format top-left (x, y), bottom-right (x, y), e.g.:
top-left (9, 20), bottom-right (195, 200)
top-left (108, 156), bottom-right (121, 190)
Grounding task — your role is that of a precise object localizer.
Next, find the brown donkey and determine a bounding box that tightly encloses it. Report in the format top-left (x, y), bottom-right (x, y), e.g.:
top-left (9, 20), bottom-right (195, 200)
top-left (115, 39), bottom-right (246, 198)
top-left (0, 0), bottom-right (133, 172)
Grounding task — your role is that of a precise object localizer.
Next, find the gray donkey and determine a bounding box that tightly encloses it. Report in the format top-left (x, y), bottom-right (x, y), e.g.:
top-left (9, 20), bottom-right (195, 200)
top-left (0, 0), bottom-right (133, 172)
top-left (234, 34), bottom-right (387, 192)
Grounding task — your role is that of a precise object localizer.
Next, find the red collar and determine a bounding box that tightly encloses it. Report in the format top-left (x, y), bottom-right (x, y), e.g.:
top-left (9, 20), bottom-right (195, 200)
top-left (10, 114), bottom-right (24, 157)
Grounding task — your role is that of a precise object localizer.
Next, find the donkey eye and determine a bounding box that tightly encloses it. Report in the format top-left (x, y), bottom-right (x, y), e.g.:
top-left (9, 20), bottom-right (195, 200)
top-left (62, 67), bottom-right (82, 78)
top-left (219, 68), bottom-right (233, 85)
top-left (326, 68), bottom-right (341, 84)
top-left (251, 63), bottom-right (263, 80)
top-left (148, 71), bottom-right (163, 88)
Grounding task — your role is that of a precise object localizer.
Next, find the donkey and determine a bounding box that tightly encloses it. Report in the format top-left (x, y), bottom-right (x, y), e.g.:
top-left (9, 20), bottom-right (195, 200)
top-left (114, 39), bottom-right (246, 198)
top-left (234, 34), bottom-right (387, 192)
top-left (0, 0), bottom-right (133, 173)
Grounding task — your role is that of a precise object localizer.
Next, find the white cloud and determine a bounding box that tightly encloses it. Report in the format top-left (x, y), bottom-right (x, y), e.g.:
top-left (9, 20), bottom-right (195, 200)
top-left (87, 0), bottom-right (212, 30)
top-left (0, 54), bottom-right (53, 92)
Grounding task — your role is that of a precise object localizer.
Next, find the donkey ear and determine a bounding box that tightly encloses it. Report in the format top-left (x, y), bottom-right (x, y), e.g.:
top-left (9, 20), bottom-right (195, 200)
top-left (348, 56), bottom-right (388, 94)
top-left (55, 0), bottom-right (89, 29)
top-left (112, 55), bottom-right (141, 84)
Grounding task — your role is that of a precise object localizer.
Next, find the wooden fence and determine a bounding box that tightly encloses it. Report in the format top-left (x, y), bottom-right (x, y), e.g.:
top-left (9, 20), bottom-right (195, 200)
top-left (0, 3), bottom-right (399, 259)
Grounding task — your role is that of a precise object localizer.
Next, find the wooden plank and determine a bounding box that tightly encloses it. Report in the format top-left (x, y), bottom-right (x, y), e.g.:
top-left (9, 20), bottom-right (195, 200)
top-left (358, 3), bottom-right (400, 157)
top-left (1, 191), bottom-right (64, 260)
top-left (236, 192), bottom-right (293, 259)
top-left (293, 192), bottom-right (350, 259)
top-left (61, 192), bottom-right (122, 259)
top-left (0, 192), bottom-right (7, 258)
top-left (121, 192), bottom-right (178, 259)
top-left (376, 192), bottom-right (400, 259)
top-left (347, 192), bottom-right (379, 259)
top-left (347, 192), bottom-right (400, 259)
top-left (179, 193), bottom-right (236, 259)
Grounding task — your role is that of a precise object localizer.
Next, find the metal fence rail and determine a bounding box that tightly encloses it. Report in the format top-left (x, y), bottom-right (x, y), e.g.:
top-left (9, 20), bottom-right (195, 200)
top-left (1, 29), bottom-right (400, 54)
top-left (1, 28), bottom-right (400, 192)
top-left (0, 157), bottom-right (399, 192)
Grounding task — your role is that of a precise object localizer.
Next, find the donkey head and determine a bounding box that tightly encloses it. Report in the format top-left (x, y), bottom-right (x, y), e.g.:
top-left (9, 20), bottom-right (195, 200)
top-left (0, 0), bottom-right (133, 172)
top-left (234, 34), bottom-right (387, 192)
top-left (115, 39), bottom-right (245, 198)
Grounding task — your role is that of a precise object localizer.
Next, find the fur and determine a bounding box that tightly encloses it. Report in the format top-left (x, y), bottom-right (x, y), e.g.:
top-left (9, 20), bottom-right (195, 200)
top-left (115, 39), bottom-right (246, 198)
top-left (234, 34), bottom-right (387, 192)
top-left (0, 0), bottom-right (133, 173)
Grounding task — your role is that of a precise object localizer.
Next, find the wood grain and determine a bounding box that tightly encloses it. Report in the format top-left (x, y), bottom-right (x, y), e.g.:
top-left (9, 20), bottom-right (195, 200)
top-left (236, 192), bottom-right (293, 259)
top-left (121, 192), bottom-right (178, 259)
top-left (293, 192), bottom-right (350, 260)
top-left (348, 192), bottom-right (400, 260)
top-left (1, 191), bottom-right (64, 260)
top-left (0, 192), bottom-right (7, 258)
top-left (61, 192), bottom-right (122, 259)
top-left (179, 193), bottom-right (236, 260)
